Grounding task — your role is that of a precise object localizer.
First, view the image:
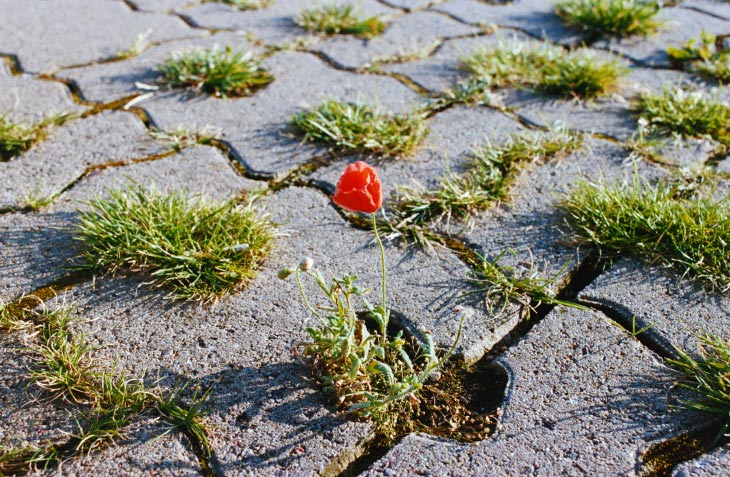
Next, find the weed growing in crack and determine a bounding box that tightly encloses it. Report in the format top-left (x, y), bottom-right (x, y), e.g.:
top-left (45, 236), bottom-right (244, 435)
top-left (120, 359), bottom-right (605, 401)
top-left (461, 39), bottom-right (627, 99)
top-left (382, 127), bottom-right (583, 249)
top-left (296, 3), bottom-right (387, 39)
top-left (0, 112), bottom-right (74, 161)
top-left (206, 0), bottom-right (273, 10)
top-left (74, 185), bottom-right (275, 302)
top-left (467, 250), bottom-right (584, 315)
top-left (668, 32), bottom-right (730, 83)
top-left (282, 162), bottom-right (467, 443)
top-left (158, 45), bottom-right (274, 98)
top-left (365, 40), bottom-right (441, 71)
top-left (560, 174), bottom-right (730, 292)
top-left (669, 333), bottom-right (730, 434)
top-left (429, 79), bottom-right (505, 111)
top-left (0, 303), bottom-right (213, 473)
top-left (291, 101), bottom-right (428, 157)
top-left (637, 86), bottom-right (730, 145)
top-left (555, 0), bottom-right (663, 38)
top-left (116, 31), bottom-right (151, 59)
top-left (150, 125), bottom-right (223, 152)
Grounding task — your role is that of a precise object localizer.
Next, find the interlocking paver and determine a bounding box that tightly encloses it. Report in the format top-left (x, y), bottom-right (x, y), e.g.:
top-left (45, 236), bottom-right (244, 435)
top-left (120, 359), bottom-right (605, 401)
top-left (0, 0), bottom-right (202, 73)
top-left (0, 76), bottom-right (82, 123)
top-left (0, 111), bottom-right (168, 211)
top-left (674, 445), bottom-right (730, 477)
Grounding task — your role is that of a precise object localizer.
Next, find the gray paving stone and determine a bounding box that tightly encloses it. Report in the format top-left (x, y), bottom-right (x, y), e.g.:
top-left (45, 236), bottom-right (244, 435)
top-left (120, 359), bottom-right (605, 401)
top-left (181, 0), bottom-right (393, 46)
top-left (381, 0), bottom-right (434, 9)
top-left (313, 11), bottom-right (479, 70)
top-left (0, 75), bottom-right (82, 124)
top-left (579, 259), bottom-right (730, 355)
top-left (673, 445), bottom-right (730, 477)
top-left (37, 419), bottom-right (201, 477)
top-left (59, 32), bottom-right (263, 103)
top-left (0, 111), bottom-right (168, 211)
top-left (435, 0), bottom-right (587, 45)
top-left (0, 59), bottom-right (10, 77)
top-left (0, 334), bottom-right (76, 451)
top-left (682, 0), bottom-right (730, 20)
top-left (0, 145), bottom-right (251, 303)
top-left (364, 306), bottom-right (704, 476)
top-left (0, 0), bottom-right (201, 73)
top-left (593, 7), bottom-right (730, 68)
top-left (140, 51), bottom-right (422, 177)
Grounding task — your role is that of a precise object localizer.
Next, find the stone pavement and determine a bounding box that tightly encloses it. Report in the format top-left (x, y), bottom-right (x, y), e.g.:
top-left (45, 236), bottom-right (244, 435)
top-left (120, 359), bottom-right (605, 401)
top-left (0, 0), bottom-right (728, 476)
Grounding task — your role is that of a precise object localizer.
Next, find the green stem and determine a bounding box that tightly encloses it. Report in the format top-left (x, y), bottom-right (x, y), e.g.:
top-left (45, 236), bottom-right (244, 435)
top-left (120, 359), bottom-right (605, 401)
top-left (295, 268), bottom-right (323, 322)
top-left (372, 212), bottom-right (388, 337)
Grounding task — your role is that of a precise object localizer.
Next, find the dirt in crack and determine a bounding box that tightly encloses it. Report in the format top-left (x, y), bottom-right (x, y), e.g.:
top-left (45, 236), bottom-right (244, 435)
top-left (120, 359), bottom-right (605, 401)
top-left (640, 419), bottom-right (729, 477)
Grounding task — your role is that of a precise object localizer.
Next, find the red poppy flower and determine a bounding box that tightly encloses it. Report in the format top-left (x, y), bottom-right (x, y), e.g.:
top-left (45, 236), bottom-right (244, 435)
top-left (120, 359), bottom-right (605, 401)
top-left (332, 161), bottom-right (382, 213)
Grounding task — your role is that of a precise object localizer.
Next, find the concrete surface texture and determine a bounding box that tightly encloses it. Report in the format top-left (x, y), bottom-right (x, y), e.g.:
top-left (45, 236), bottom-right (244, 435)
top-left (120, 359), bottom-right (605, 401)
top-left (0, 1), bottom-right (728, 476)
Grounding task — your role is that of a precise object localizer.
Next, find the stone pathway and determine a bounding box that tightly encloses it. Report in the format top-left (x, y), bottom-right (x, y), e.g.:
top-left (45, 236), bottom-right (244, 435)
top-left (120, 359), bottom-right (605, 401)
top-left (1, 1), bottom-right (728, 476)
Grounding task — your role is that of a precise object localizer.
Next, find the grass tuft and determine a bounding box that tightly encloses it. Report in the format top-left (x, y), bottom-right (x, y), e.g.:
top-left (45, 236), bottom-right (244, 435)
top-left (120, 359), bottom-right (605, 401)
top-left (74, 185), bottom-right (275, 302)
top-left (667, 32), bottom-right (730, 83)
top-left (560, 175), bottom-right (730, 292)
top-left (637, 87), bottom-right (730, 145)
top-left (383, 127), bottom-right (583, 248)
top-left (291, 100), bottom-right (428, 157)
top-left (296, 3), bottom-right (387, 38)
top-left (555, 0), bottom-right (663, 38)
top-left (156, 385), bottom-right (212, 456)
top-left (150, 126), bottom-right (223, 152)
top-left (0, 113), bottom-right (73, 161)
top-left (206, 0), bottom-right (273, 10)
top-left (468, 250), bottom-right (585, 315)
top-left (461, 39), bottom-right (627, 99)
top-left (669, 333), bottom-right (730, 432)
top-left (158, 45), bottom-right (274, 98)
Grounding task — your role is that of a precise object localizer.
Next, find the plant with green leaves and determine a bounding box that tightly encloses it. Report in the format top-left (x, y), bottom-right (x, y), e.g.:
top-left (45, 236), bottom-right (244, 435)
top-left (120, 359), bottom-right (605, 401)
top-left (158, 45), bottom-right (274, 97)
top-left (560, 175), bottom-right (730, 292)
top-left (150, 125), bottom-right (223, 152)
top-left (461, 39), bottom-right (627, 99)
top-left (555, 0), bottom-right (663, 38)
top-left (667, 32), bottom-right (730, 83)
top-left (291, 100), bottom-right (428, 157)
top-left (669, 333), bottom-right (730, 434)
top-left (383, 127), bottom-right (583, 249)
top-left (75, 185), bottom-right (275, 302)
top-left (296, 3), bottom-right (387, 38)
top-left (637, 87), bottom-right (730, 144)
top-left (281, 162), bottom-right (465, 442)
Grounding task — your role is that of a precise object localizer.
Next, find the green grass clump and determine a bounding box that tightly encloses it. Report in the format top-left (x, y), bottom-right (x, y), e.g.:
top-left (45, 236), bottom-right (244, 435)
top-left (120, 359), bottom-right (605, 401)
top-left (75, 186), bottom-right (275, 302)
top-left (296, 3), bottom-right (387, 38)
top-left (560, 176), bottom-right (730, 292)
top-left (667, 32), bottom-right (730, 83)
top-left (207, 0), bottom-right (273, 9)
top-left (555, 0), bottom-right (663, 38)
top-left (461, 40), bottom-right (626, 99)
top-left (158, 45), bottom-right (274, 98)
top-left (637, 87), bottom-right (730, 145)
top-left (0, 113), bottom-right (72, 161)
top-left (150, 126), bottom-right (222, 152)
top-left (670, 334), bottom-right (730, 432)
top-left (469, 250), bottom-right (585, 315)
top-left (384, 127), bottom-right (583, 248)
top-left (291, 101), bottom-right (428, 157)
top-left (0, 304), bottom-right (213, 473)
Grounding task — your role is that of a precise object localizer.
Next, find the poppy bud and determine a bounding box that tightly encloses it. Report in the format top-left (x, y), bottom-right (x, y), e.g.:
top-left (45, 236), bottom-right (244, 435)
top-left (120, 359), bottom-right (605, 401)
top-left (299, 257), bottom-right (314, 271)
top-left (332, 161), bottom-right (383, 213)
top-left (277, 268), bottom-right (294, 280)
